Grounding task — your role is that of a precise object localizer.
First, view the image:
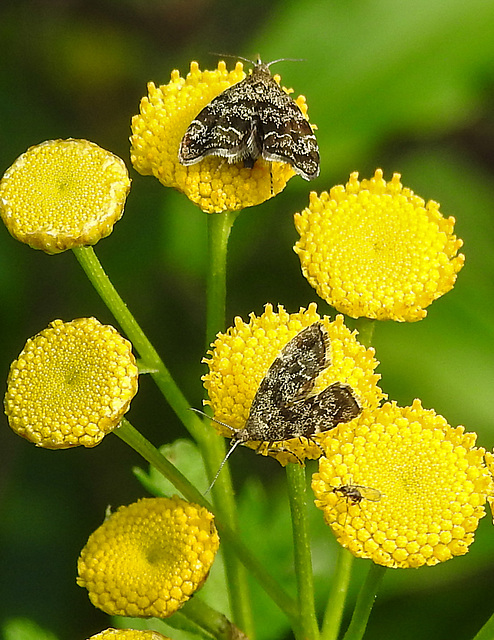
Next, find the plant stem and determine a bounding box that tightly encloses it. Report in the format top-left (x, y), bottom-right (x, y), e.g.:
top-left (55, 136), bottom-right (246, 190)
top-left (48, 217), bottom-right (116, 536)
top-left (342, 562), bottom-right (386, 640)
top-left (286, 463), bottom-right (320, 640)
top-left (206, 210), bottom-right (238, 346)
top-left (203, 211), bottom-right (254, 638)
top-left (178, 595), bottom-right (248, 640)
top-left (472, 611), bottom-right (494, 640)
top-left (321, 547), bottom-right (354, 640)
top-left (72, 246), bottom-right (207, 445)
top-left (115, 418), bottom-right (298, 627)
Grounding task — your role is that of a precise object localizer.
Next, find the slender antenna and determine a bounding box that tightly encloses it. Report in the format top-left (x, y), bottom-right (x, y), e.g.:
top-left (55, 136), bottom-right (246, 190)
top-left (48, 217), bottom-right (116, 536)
top-left (204, 438), bottom-right (242, 495)
top-left (189, 407), bottom-right (235, 433)
top-left (189, 407), bottom-right (240, 493)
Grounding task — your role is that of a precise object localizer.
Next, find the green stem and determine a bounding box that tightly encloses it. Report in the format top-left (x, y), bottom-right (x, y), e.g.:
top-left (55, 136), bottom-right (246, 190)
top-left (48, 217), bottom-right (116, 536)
top-left (72, 246), bottom-right (207, 445)
top-left (321, 547), bottom-right (354, 640)
top-left (206, 211), bottom-right (239, 346)
top-left (175, 594), bottom-right (248, 640)
top-left (203, 211), bottom-right (254, 638)
top-left (472, 611), bottom-right (494, 640)
top-left (114, 418), bottom-right (298, 627)
top-left (286, 463), bottom-right (319, 640)
top-left (342, 562), bottom-right (386, 640)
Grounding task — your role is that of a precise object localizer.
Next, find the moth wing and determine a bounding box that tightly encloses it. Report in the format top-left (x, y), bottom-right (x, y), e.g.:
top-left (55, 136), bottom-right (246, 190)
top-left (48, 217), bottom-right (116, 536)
top-left (256, 322), bottom-right (330, 409)
top-left (178, 88), bottom-right (262, 165)
top-left (297, 381), bottom-right (361, 433)
top-left (258, 94), bottom-right (320, 180)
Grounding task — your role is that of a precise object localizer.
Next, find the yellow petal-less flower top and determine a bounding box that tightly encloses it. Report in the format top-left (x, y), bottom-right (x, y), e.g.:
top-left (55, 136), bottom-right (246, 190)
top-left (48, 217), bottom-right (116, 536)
top-left (131, 60), bottom-right (312, 213)
top-left (294, 170), bottom-right (465, 321)
top-left (202, 303), bottom-right (385, 465)
top-left (77, 497), bottom-right (219, 618)
top-left (312, 400), bottom-right (491, 568)
top-left (0, 139), bottom-right (130, 254)
top-left (4, 318), bottom-right (138, 448)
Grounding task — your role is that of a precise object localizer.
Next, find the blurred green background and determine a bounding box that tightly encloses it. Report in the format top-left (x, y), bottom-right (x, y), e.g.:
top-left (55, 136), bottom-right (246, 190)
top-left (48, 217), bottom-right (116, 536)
top-left (1, 0), bottom-right (494, 639)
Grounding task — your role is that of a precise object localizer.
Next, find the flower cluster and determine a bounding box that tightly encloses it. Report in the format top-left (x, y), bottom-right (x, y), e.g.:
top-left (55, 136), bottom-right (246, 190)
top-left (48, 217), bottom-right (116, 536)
top-left (77, 497), bottom-right (219, 618)
top-left (202, 303), bottom-right (385, 465)
top-left (131, 60), bottom-right (310, 213)
top-left (0, 139), bottom-right (130, 254)
top-left (294, 169), bottom-right (465, 321)
top-left (4, 318), bottom-right (138, 448)
top-left (312, 400), bottom-right (491, 568)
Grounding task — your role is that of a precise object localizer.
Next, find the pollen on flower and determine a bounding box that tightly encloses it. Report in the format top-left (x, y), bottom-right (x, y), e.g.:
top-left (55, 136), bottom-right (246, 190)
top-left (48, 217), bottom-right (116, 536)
top-left (294, 169), bottom-right (465, 322)
top-left (312, 400), bottom-right (491, 568)
top-left (130, 60), bottom-right (305, 214)
top-left (87, 630), bottom-right (170, 640)
top-left (0, 139), bottom-right (130, 254)
top-left (77, 497), bottom-right (219, 618)
top-left (202, 302), bottom-right (385, 465)
top-left (4, 318), bottom-right (138, 449)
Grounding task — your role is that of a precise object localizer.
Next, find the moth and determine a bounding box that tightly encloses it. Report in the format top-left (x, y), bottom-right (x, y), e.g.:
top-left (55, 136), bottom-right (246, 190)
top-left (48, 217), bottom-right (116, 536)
top-left (178, 57), bottom-right (320, 181)
top-left (195, 322), bottom-right (361, 491)
top-left (333, 484), bottom-right (382, 505)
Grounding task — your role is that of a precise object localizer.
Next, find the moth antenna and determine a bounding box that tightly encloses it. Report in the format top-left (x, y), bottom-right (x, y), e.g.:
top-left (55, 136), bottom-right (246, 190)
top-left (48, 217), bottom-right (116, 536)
top-left (265, 57), bottom-right (305, 67)
top-left (209, 52), bottom-right (254, 65)
top-left (189, 407), bottom-right (236, 434)
top-left (189, 408), bottom-right (242, 492)
top-left (205, 438), bottom-right (242, 495)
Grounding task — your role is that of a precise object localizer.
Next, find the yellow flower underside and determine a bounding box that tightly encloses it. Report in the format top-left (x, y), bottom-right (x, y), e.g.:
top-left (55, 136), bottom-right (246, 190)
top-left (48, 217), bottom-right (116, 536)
top-left (312, 400), bottom-right (491, 568)
top-left (0, 139), bottom-right (130, 254)
top-left (130, 60), bottom-right (308, 213)
top-left (294, 169), bottom-right (465, 322)
top-left (4, 318), bottom-right (138, 448)
top-left (88, 631), bottom-right (169, 640)
top-left (77, 497), bottom-right (219, 618)
top-left (202, 303), bottom-right (385, 465)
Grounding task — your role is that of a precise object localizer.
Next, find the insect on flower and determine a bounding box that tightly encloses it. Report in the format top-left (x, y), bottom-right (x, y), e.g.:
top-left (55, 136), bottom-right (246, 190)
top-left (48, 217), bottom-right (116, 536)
top-left (194, 322), bottom-right (361, 491)
top-left (178, 56), bottom-right (320, 181)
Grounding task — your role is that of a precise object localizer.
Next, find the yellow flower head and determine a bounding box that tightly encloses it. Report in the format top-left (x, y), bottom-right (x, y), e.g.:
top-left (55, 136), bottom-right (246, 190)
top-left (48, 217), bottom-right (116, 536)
top-left (77, 497), bottom-right (220, 618)
top-left (88, 631), bottom-right (169, 640)
top-left (483, 451), bottom-right (494, 522)
top-left (4, 318), bottom-right (138, 449)
top-left (0, 139), bottom-right (130, 254)
top-left (130, 59), bottom-right (312, 213)
top-left (294, 170), bottom-right (465, 322)
top-left (202, 303), bottom-right (384, 465)
top-left (312, 400), bottom-right (490, 568)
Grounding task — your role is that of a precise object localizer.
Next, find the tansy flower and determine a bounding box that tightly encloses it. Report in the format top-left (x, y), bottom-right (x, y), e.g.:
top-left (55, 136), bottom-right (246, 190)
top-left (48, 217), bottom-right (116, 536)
top-left (0, 139), bottom-right (130, 254)
top-left (294, 169), bottom-right (465, 322)
top-left (4, 318), bottom-right (138, 449)
top-left (202, 303), bottom-right (385, 466)
top-left (130, 59), bottom-right (313, 214)
top-left (312, 400), bottom-right (491, 568)
top-left (483, 451), bottom-right (494, 523)
top-left (77, 497), bottom-right (220, 618)
top-left (88, 631), bottom-right (169, 640)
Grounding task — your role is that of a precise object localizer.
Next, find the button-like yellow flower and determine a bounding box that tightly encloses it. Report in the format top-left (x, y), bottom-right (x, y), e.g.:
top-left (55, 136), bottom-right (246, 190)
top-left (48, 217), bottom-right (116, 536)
top-left (4, 318), bottom-right (138, 448)
top-left (312, 400), bottom-right (491, 568)
top-left (294, 169), bottom-right (465, 322)
top-left (0, 139), bottom-right (130, 254)
top-left (88, 630), bottom-right (169, 640)
top-left (130, 60), bottom-right (312, 213)
top-left (202, 303), bottom-right (385, 465)
top-left (77, 497), bottom-right (220, 618)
